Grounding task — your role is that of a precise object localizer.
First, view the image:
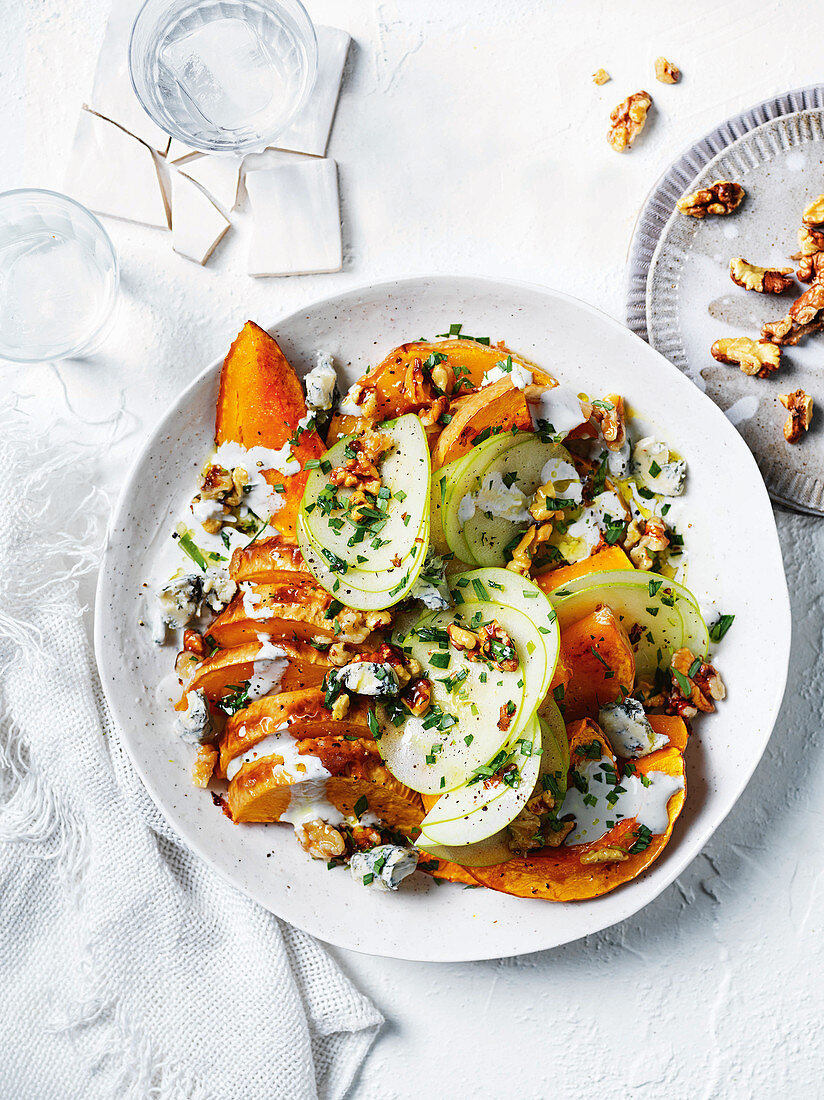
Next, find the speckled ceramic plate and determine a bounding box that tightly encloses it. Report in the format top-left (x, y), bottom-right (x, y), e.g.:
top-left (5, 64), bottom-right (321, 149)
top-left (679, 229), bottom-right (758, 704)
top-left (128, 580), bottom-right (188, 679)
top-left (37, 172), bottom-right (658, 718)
top-left (95, 275), bottom-right (790, 961)
top-left (629, 88), bottom-right (824, 515)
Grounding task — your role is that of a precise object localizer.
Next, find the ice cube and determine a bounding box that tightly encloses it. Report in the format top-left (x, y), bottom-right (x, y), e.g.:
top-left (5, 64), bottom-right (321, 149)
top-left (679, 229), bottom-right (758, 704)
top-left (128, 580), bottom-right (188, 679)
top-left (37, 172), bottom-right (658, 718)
top-left (160, 18), bottom-right (283, 131)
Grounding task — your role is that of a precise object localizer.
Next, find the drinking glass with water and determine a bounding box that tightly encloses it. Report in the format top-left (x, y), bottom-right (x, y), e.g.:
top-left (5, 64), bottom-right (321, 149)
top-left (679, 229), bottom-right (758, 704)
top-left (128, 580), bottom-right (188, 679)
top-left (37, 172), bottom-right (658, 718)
top-left (129, 0), bottom-right (318, 154)
top-left (0, 190), bottom-right (119, 363)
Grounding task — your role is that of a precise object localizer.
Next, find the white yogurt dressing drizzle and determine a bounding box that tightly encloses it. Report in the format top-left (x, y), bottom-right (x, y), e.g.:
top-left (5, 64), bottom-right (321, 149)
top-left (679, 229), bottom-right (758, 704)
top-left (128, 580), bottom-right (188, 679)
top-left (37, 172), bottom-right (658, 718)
top-left (560, 755), bottom-right (684, 846)
top-left (527, 385), bottom-right (587, 437)
top-left (247, 634), bottom-right (289, 700)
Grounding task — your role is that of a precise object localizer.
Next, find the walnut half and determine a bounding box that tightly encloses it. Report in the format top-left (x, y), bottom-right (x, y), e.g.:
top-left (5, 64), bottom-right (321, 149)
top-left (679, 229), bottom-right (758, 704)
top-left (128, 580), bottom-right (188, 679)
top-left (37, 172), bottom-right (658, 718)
top-left (796, 252), bottom-right (824, 284)
top-left (607, 91), bottom-right (652, 152)
top-left (677, 180), bottom-right (745, 218)
top-left (729, 257), bottom-right (794, 295)
top-left (801, 194), bottom-right (824, 230)
top-left (779, 390), bottom-right (814, 444)
top-left (711, 337), bottom-right (781, 378)
top-left (654, 56), bottom-right (680, 84)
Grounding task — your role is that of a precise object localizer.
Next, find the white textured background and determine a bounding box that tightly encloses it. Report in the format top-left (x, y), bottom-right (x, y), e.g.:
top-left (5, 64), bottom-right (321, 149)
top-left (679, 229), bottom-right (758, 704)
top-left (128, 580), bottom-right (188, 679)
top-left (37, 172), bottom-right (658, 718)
top-left (8, 1), bottom-right (824, 1095)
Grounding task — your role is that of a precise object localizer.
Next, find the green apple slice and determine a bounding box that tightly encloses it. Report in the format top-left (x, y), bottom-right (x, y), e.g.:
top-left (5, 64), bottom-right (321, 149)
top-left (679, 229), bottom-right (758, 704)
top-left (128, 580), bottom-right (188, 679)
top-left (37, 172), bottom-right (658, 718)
top-left (380, 607), bottom-right (527, 793)
top-left (449, 567), bottom-right (560, 699)
top-left (419, 704), bottom-right (568, 864)
top-left (549, 569), bottom-right (709, 674)
top-left (300, 413), bottom-right (430, 578)
top-left (419, 717), bottom-right (542, 846)
top-left (440, 431), bottom-right (528, 563)
top-left (296, 511), bottom-right (429, 610)
top-left (461, 436), bottom-right (579, 567)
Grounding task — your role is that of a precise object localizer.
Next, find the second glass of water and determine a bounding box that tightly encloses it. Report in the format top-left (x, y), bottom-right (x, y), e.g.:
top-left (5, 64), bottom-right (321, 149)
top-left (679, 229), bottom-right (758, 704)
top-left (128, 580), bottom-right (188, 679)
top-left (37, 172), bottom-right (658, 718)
top-left (130, 0), bottom-right (318, 154)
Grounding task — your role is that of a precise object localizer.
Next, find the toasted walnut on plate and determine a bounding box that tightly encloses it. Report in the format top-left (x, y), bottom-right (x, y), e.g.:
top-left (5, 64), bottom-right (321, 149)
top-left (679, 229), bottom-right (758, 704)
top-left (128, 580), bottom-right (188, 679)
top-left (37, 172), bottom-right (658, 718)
top-left (592, 68), bottom-right (610, 85)
top-left (607, 91), bottom-right (652, 152)
top-left (779, 390), bottom-right (814, 443)
top-left (677, 180), bottom-right (744, 218)
top-left (801, 194), bottom-right (824, 230)
top-left (796, 252), bottom-right (824, 283)
top-left (761, 282), bottom-right (824, 345)
top-left (711, 337), bottom-right (781, 378)
top-left (729, 257), bottom-right (794, 295)
top-left (761, 314), bottom-right (824, 346)
top-left (797, 225), bottom-right (824, 257)
top-left (654, 56), bottom-right (680, 84)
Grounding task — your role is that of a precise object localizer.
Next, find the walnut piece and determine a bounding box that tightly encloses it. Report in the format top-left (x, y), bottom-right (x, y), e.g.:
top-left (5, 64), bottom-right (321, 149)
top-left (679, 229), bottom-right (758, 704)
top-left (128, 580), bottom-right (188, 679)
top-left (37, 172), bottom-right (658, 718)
top-left (801, 194), bottom-right (824, 230)
top-left (191, 744), bottom-right (218, 788)
top-left (296, 819), bottom-right (346, 860)
top-left (711, 337), bottom-right (781, 378)
top-left (729, 257), bottom-right (794, 295)
top-left (591, 393), bottom-right (626, 451)
top-left (592, 68), bottom-right (611, 86)
top-left (543, 819), bottom-right (575, 847)
top-left (580, 846), bottom-right (629, 865)
top-left (677, 180), bottom-right (745, 218)
top-left (654, 56), bottom-right (680, 84)
top-left (797, 225), bottom-right (824, 257)
top-left (763, 281), bottom-right (824, 347)
top-left (607, 91), bottom-right (652, 152)
top-left (761, 314), bottom-right (824, 346)
top-left (796, 252), bottom-right (824, 284)
top-left (779, 390), bottom-right (814, 443)
top-left (670, 648), bottom-right (726, 717)
top-left (329, 429), bottom-right (393, 494)
top-left (789, 279), bottom-right (824, 325)
top-left (505, 522), bottom-right (553, 576)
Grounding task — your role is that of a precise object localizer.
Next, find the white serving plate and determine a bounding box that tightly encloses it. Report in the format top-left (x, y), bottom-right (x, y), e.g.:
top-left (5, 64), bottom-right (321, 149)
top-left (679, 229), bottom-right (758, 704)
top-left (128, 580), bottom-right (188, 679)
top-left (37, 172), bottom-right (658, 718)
top-left (95, 275), bottom-right (790, 961)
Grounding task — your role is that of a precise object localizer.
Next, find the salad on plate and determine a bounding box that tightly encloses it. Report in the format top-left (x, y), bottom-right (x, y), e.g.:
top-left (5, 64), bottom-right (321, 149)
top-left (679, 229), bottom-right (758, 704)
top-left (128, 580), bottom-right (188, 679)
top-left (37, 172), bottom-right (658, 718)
top-left (150, 320), bottom-right (732, 901)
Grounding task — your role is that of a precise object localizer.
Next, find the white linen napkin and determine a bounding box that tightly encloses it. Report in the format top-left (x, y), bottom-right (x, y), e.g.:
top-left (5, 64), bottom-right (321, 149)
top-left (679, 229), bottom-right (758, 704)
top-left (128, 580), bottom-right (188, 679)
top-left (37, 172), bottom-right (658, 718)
top-left (0, 417), bottom-right (382, 1099)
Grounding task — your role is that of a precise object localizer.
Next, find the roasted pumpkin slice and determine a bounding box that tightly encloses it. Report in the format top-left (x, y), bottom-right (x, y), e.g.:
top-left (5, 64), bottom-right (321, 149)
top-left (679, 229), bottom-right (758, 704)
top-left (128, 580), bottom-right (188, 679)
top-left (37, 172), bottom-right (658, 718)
top-left (468, 718), bottom-right (686, 901)
top-left (219, 689), bottom-right (373, 776)
top-left (559, 605), bottom-right (636, 720)
top-left (227, 735), bottom-right (424, 830)
top-left (215, 321), bottom-right (326, 538)
top-left (327, 339), bottom-right (554, 443)
top-left (185, 638), bottom-right (331, 702)
top-left (229, 537), bottom-right (307, 584)
top-left (536, 545), bottom-right (633, 593)
top-left (207, 581), bottom-right (333, 648)
top-left (418, 858), bottom-right (479, 886)
top-left (432, 378), bottom-right (534, 467)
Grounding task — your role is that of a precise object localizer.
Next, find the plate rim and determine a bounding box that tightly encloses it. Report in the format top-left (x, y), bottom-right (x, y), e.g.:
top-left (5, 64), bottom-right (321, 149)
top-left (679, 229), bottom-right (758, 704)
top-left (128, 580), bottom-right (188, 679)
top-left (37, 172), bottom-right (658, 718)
top-left (94, 273), bottom-right (792, 961)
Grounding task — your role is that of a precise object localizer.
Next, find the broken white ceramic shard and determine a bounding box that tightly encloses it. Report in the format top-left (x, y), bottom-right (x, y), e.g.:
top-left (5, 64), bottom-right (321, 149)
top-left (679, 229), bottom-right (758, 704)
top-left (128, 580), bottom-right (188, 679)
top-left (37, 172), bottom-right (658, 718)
top-left (273, 26), bottom-right (350, 157)
top-left (245, 157), bottom-right (342, 277)
top-left (180, 154), bottom-right (242, 211)
top-left (167, 138), bottom-right (201, 163)
top-left (88, 3), bottom-right (170, 152)
top-left (65, 109), bottom-right (170, 229)
top-left (171, 170), bottom-right (231, 264)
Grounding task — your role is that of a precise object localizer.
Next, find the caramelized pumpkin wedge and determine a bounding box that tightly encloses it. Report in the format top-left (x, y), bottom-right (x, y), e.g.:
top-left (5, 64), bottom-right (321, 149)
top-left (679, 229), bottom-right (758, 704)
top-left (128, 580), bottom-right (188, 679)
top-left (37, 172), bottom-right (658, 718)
top-left (560, 605), bottom-right (636, 720)
top-left (467, 720), bottom-right (686, 901)
top-left (229, 537), bottom-right (307, 583)
top-left (185, 639), bottom-right (331, 702)
top-left (536, 545), bottom-right (633, 594)
top-left (208, 581), bottom-right (333, 648)
top-left (215, 321), bottom-right (326, 538)
top-left (227, 735), bottom-right (424, 830)
top-left (431, 378), bottom-right (533, 467)
top-left (219, 690), bottom-right (373, 776)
